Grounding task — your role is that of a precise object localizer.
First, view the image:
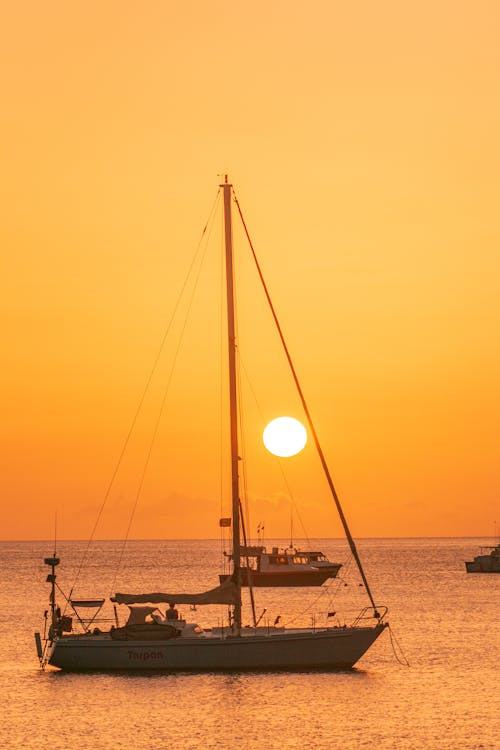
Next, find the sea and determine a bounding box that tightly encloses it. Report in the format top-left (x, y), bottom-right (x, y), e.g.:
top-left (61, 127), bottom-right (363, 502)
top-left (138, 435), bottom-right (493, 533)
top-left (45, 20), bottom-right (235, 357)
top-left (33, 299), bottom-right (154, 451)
top-left (1, 537), bottom-right (498, 750)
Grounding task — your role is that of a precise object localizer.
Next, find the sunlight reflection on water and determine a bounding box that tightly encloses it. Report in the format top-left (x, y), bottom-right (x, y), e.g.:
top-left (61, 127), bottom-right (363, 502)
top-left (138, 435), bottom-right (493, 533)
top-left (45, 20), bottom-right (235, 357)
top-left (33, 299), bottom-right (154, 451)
top-left (1, 538), bottom-right (498, 750)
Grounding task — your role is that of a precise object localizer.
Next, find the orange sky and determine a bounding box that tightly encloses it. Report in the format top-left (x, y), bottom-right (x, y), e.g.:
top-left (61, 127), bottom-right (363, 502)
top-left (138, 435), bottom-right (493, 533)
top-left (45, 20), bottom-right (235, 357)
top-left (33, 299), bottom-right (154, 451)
top-left (1, 1), bottom-right (499, 540)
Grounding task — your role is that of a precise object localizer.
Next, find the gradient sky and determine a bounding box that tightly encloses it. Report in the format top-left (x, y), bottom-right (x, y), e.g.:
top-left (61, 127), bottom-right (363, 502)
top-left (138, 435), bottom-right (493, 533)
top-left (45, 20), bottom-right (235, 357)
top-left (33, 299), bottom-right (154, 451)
top-left (1, 1), bottom-right (499, 540)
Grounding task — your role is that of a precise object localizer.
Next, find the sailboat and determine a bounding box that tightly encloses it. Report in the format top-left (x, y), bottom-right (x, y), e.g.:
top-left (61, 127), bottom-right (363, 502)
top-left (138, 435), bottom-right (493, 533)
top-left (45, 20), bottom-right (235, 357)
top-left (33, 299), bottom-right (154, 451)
top-left (35, 177), bottom-right (388, 671)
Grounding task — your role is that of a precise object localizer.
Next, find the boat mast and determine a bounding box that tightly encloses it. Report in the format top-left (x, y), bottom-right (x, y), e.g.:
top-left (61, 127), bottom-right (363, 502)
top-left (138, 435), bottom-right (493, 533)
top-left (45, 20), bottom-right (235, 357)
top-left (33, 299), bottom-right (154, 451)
top-left (222, 176), bottom-right (242, 632)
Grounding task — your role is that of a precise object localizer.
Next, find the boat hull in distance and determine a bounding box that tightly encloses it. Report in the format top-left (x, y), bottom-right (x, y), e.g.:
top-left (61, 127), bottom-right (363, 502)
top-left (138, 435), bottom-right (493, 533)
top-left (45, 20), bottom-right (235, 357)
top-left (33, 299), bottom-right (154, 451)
top-left (219, 567), bottom-right (340, 587)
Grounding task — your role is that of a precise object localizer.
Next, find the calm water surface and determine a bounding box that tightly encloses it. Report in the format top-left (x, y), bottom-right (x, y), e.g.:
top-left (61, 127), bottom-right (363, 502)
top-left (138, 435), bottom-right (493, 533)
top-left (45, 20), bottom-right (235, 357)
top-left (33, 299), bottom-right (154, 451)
top-left (1, 538), bottom-right (498, 750)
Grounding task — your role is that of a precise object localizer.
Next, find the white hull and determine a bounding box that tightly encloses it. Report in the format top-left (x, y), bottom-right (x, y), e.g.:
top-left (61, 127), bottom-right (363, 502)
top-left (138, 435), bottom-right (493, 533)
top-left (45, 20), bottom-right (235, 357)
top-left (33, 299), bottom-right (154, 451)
top-left (48, 624), bottom-right (387, 672)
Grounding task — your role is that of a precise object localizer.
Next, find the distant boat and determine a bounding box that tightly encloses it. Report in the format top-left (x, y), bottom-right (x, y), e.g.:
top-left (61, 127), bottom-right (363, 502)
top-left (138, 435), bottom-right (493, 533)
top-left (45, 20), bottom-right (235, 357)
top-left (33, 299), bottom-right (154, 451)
top-left (220, 545), bottom-right (342, 587)
top-left (465, 542), bottom-right (500, 573)
top-left (35, 177), bottom-right (388, 672)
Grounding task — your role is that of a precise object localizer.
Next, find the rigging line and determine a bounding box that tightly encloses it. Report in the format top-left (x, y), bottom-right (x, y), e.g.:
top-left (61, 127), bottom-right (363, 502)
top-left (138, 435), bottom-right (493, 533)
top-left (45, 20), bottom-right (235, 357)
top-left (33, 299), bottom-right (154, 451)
top-left (233, 191), bottom-right (380, 617)
top-left (283, 580), bottom-right (336, 626)
top-left (236, 347), bottom-right (253, 549)
top-left (338, 551), bottom-right (355, 580)
top-left (388, 625), bottom-right (410, 667)
top-left (284, 565), bottom-right (358, 628)
top-left (109, 193), bottom-right (220, 594)
top-left (229, 207), bottom-right (251, 542)
top-left (238, 499), bottom-right (257, 627)
top-left (321, 564), bottom-right (355, 608)
top-left (236, 347), bottom-right (259, 628)
top-left (54, 582), bottom-right (90, 632)
top-left (66, 190), bottom-right (221, 605)
top-left (238, 344), bottom-right (312, 551)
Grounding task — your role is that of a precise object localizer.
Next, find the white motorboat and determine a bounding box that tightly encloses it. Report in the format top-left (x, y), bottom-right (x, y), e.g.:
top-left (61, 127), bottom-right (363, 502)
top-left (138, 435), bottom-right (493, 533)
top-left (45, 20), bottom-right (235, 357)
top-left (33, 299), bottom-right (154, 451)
top-left (219, 545), bottom-right (342, 587)
top-left (465, 542), bottom-right (500, 573)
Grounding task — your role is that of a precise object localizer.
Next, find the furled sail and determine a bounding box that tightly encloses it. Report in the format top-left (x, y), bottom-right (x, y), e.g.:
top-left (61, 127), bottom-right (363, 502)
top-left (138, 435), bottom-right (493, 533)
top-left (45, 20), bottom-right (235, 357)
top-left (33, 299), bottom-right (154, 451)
top-left (111, 579), bottom-right (237, 606)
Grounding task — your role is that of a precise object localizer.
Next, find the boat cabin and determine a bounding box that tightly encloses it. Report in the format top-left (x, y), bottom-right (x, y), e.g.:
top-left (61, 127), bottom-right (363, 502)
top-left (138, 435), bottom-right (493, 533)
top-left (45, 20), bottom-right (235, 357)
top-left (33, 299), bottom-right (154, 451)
top-left (220, 545), bottom-right (342, 587)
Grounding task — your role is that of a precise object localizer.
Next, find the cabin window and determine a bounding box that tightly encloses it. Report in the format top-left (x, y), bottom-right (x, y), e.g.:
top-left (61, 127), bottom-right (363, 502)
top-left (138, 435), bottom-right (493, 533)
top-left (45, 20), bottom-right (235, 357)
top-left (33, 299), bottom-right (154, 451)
top-left (269, 555), bottom-right (288, 565)
top-left (293, 556), bottom-right (308, 565)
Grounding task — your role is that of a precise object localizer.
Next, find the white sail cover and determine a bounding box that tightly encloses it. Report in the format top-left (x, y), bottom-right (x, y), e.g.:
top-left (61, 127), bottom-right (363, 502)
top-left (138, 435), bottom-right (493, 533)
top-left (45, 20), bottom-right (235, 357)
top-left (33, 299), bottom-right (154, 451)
top-left (111, 579), bottom-right (237, 606)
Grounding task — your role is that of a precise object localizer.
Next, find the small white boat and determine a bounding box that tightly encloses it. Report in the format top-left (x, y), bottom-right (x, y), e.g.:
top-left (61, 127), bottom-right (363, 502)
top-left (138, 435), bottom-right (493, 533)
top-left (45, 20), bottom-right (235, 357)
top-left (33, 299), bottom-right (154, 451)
top-left (465, 543), bottom-right (500, 573)
top-left (35, 178), bottom-right (388, 672)
top-left (219, 545), bottom-right (342, 587)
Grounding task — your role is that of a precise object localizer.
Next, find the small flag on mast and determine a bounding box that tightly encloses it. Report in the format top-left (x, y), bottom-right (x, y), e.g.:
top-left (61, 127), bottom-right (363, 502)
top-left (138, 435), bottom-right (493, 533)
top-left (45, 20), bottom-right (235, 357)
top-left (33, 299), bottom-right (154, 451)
top-left (219, 518), bottom-right (231, 528)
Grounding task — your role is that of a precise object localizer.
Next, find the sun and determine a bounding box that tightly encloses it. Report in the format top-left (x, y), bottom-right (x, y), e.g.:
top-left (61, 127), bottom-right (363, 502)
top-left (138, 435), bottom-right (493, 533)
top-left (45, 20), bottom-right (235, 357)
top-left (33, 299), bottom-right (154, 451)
top-left (263, 416), bottom-right (307, 458)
